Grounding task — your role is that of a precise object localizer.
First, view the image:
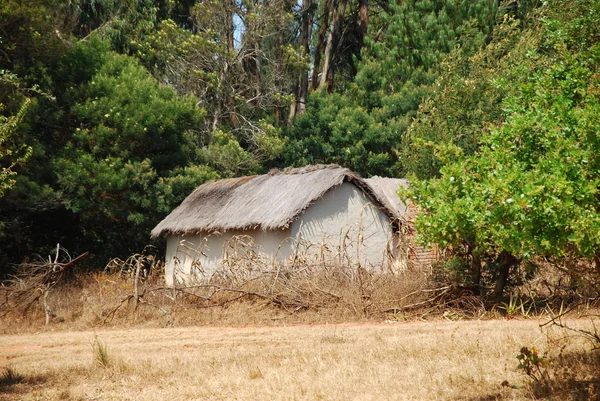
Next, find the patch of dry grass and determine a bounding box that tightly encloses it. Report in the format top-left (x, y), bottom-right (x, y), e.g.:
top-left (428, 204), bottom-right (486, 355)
top-left (0, 264), bottom-right (440, 333)
top-left (3, 246), bottom-right (595, 334)
top-left (0, 320), bottom-right (598, 400)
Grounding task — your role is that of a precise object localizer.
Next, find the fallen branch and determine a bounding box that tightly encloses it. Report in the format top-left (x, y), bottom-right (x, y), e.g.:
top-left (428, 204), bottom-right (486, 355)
top-left (383, 286), bottom-right (451, 306)
top-left (1, 245), bottom-right (88, 324)
top-left (540, 299), bottom-right (600, 349)
top-left (381, 287), bottom-right (451, 314)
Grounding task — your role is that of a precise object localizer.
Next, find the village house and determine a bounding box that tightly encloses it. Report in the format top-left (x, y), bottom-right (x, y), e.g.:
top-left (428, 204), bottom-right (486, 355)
top-left (151, 164), bottom-right (433, 285)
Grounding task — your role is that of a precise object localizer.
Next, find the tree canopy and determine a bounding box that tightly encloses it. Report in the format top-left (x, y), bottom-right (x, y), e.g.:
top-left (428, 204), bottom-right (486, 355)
top-left (407, 0), bottom-right (600, 296)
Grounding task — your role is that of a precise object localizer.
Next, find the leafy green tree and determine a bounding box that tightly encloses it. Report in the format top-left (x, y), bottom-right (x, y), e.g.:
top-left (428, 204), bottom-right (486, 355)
top-left (404, 16), bottom-right (541, 180)
top-left (55, 41), bottom-right (209, 261)
top-left (409, 0), bottom-right (600, 298)
top-left (136, 1), bottom-right (291, 174)
top-left (0, 38), bottom-right (215, 268)
top-left (0, 78), bottom-right (31, 197)
top-left (283, 89), bottom-right (407, 176)
top-left (63, 0), bottom-right (167, 53)
top-left (0, 0), bottom-right (69, 75)
top-left (362, 0), bottom-right (498, 91)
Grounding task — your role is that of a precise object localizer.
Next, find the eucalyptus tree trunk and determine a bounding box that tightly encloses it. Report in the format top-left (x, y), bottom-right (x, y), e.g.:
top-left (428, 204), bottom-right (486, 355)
top-left (297, 0), bottom-right (313, 115)
top-left (311, 0), bottom-right (332, 91)
top-left (290, 0), bottom-right (313, 121)
top-left (319, 0), bottom-right (347, 92)
top-left (359, 0), bottom-right (368, 39)
top-left (226, 0), bottom-right (238, 128)
top-left (254, 41), bottom-right (262, 105)
top-left (274, 27), bottom-right (283, 122)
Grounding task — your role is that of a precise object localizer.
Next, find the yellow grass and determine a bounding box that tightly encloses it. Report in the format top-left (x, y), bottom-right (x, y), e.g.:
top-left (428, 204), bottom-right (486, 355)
top-left (0, 267), bottom-right (441, 332)
top-left (1, 319), bottom-right (597, 400)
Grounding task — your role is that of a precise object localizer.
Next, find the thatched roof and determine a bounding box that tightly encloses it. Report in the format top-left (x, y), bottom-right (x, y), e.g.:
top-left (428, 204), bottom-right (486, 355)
top-left (151, 165), bottom-right (409, 237)
top-left (364, 177), bottom-right (409, 218)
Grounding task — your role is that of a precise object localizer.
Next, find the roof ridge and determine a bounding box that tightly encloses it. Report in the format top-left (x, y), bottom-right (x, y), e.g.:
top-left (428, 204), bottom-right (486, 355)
top-left (268, 164), bottom-right (344, 176)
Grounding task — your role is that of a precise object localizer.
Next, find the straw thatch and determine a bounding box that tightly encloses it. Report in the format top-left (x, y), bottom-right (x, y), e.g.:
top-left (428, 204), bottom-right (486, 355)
top-left (364, 177), bottom-right (409, 218)
top-left (151, 164), bottom-right (408, 237)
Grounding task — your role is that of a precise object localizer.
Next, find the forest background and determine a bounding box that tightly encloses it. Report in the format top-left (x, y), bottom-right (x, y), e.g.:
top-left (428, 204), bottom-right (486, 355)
top-left (1, 0), bottom-right (599, 300)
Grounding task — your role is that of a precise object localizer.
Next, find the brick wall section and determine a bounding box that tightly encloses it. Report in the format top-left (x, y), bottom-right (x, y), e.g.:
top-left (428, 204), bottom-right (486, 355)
top-left (406, 203), bottom-right (439, 268)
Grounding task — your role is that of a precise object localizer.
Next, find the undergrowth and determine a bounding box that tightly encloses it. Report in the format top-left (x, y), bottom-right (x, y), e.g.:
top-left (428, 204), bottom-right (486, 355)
top-left (0, 250), bottom-right (598, 332)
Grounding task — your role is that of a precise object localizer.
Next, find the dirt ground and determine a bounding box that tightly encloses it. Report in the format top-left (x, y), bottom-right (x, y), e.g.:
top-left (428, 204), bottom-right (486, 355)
top-left (2, 319), bottom-right (594, 400)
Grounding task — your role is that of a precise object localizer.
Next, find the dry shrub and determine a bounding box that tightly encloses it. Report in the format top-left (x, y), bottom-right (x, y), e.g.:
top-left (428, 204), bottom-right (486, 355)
top-left (511, 271), bottom-right (600, 401)
top-left (430, 253), bottom-right (600, 320)
top-left (0, 244), bottom-right (443, 331)
top-left (0, 245), bottom-right (90, 331)
top-left (10, 239), bottom-right (600, 332)
top-left (125, 258), bottom-right (437, 327)
top-left (156, 233), bottom-right (447, 323)
top-left (547, 349), bottom-right (600, 400)
top-left (513, 319), bottom-right (600, 400)
top-left (205, 260), bottom-right (434, 317)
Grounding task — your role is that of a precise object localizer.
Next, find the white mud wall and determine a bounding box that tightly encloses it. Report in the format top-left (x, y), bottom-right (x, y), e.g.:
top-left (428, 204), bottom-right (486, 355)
top-left (164, 182), bottom-right (401, 285)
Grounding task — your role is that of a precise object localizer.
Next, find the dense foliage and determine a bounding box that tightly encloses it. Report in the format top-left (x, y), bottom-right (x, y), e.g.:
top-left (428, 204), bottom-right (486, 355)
top-left (0, 72), bottom-right (32, 197)
top-left (282, 0), bottom-right (500, 176)
top-left (1, 0), bottom-right (599, 299)
top-left (408, 0), bottom-right (600, 296)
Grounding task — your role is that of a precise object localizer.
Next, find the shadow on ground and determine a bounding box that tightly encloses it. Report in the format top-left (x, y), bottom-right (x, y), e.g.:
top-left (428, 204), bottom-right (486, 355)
top-left (0, 366), bottom-right (48, 398)
top-left (460, 350), bottom-right (600, 401)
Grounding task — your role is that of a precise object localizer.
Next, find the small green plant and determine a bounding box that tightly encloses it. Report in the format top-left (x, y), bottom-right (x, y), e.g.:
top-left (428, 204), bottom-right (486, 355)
top-left (517, 346), bottom-right (552, 391)
top-left (93, 336), bottom-right (111, 369)
top-left (499, 295), bottom-right (532, 319)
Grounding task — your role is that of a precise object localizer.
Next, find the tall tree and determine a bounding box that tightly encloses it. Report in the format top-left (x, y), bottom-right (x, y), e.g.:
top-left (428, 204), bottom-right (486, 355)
top-left (311, 0), bottom-right (332, 91)
top-left (289, 0), bottom-right (314, 120)
top-left (0, 38), bottom-right (215, 269)
top-left (319, 0), bottom-right (348, 92)
top-left (360, 0), bottom-right (498, 90)
top-left (409, 0), bottom-right (600, 298)
top-left (139, 0), bottom-right (291, 169)
top-left (285, 0), bottom-right (500, 177)
top-left (404, 16), bottom-right (537, 180)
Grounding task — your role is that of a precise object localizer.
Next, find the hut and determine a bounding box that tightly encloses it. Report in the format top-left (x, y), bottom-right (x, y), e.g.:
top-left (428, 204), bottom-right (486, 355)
top-left (151, 165), bottom-right (429, 285)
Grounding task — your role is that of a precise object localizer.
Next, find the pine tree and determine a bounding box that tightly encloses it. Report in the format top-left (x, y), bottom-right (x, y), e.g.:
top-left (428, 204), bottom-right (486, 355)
top-left (284, 0), bottom-right (500, 177)
top-left (361, 0), bottom-right (498, 91)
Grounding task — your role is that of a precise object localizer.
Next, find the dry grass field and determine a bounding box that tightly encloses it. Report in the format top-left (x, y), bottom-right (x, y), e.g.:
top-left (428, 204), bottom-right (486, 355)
top-left (1, 259), bottom-right (599, 400)
top-left (1, 319), bottom-right (599, 401)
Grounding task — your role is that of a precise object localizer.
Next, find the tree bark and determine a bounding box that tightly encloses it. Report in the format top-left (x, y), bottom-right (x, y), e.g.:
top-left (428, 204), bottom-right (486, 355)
top-left (289, 0), bottom-right (313, 122)
top-left (297, 0), bottom-right (312, 116)
top-left (226, 0), bottom-right (235, 52)
top-left (44, 288), bottom-right (52, 325)
top-left (319, 0), bottom-right (347, 92)
top-left (491, 251), bottom-right (517, 301)
top-left (226, 0), bottom-right (237, 128)
top-left (359, 0), bottom-right (368, 40)
top-left (274, 26), bottom-right (284, 123)
top-left (254, 41), bottom-right (262, 106)
top-left (470, 252), bottom-right (482, 296)
top-left (134, 258), bottom-right (141, 311)
top-left (288, 82), bottom-right (298, 123)
top-left (311, 0), bottom-right (332, 92)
